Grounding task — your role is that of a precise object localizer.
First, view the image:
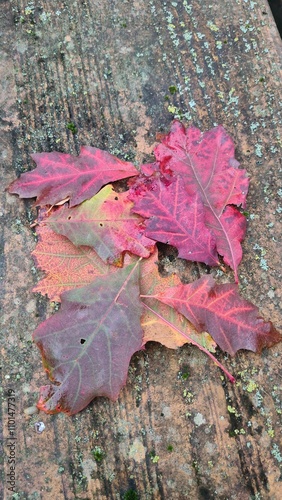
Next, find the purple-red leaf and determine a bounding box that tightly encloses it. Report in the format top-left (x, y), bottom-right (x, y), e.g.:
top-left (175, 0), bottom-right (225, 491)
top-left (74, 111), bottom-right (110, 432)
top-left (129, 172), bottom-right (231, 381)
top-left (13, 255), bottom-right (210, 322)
top-left (130, 176), bottom-right (219, 266)
top-left (153, 121), bottom-right (249, 279)
top-left (33, 261), bottom-right (143, 415)
top-left (205, 206), bottom-right (246, 274)
top-left (150, 275), bottom-right (281, 356)
top-left (8, 146), bottom-right (139, 207)
top-left (46, 185), bottom-right (155, 266)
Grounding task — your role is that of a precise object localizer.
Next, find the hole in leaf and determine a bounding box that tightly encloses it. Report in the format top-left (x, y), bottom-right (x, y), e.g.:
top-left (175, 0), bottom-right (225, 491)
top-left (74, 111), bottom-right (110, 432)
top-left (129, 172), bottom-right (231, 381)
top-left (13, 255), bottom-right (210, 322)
top-left (80, 338), bottom-right (86, 344)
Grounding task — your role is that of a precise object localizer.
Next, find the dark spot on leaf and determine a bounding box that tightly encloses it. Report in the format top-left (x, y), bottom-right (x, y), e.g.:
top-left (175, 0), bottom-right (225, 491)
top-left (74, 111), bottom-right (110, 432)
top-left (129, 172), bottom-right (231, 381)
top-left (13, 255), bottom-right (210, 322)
top-left (114, 196), bottom-right (119, 200)
top-left (99, 223), bottom-right (103, 227)
top-left (80, 338), bottom-right (86, 344)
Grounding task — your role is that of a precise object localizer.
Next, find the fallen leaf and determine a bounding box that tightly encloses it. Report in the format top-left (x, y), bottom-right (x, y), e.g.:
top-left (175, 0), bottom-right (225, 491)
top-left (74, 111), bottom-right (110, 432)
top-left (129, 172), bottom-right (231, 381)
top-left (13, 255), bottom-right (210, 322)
top-left (46, 185), bottom-right (155, 266)
top-left (7, 119), bottom-right (281, 417)
top-left (148, 275), bottom-right (281, 356)
top-left (130, 175), bottom-right (219, 266)
top-left (153, 120), bottom-right (249, 280)
top-left (32, 234), bottom-right (216, 352)
top-left (204, 205), bottom-right (246, 275)
top-left (139, 251), bottom-right (216, 351)
top-left (32, 225), bottom-right (111, 302)
top-left (9, 146), bottom-right (139, 207)
top-left (33, 261), bottom-right (143, 415)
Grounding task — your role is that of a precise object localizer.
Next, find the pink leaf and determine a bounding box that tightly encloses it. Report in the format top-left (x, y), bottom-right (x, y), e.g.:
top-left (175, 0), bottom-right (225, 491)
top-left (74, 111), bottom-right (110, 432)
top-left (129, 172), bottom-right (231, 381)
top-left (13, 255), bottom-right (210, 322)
top-left (9, 146), bottom-right (139, 207)
top-left (153, 121), bottom-right (249, 279)
top-left (151, 275), bottom-right (281, 356)
top-left (130, 176), bottom-right (219, 266)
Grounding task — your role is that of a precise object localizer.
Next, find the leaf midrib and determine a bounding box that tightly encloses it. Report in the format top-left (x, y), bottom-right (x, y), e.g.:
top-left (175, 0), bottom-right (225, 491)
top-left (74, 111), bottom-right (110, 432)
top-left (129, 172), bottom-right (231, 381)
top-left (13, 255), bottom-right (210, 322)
top-left (172, 144), bottom-right (236, 274)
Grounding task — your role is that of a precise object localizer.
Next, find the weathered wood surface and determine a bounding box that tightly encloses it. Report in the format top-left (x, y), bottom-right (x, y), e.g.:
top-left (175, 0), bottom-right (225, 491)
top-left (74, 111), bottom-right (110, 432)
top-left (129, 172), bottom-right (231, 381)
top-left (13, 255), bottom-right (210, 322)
top-left (1, 1), bottom-right (282, 498)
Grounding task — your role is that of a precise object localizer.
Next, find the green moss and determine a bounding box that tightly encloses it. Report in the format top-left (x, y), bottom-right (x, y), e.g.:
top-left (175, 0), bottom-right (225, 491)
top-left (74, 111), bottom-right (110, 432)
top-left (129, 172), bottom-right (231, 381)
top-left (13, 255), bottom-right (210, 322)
top-left (66, 122), bottom-right (78, 134)
top-left (91, 446), bottom-right (105, 463)
top-left (168, 85), bottom-right (177, 95)
top-left (123, 489), bottom-right (139, 500)
top-left (167, 444), bottom-right (174, 452)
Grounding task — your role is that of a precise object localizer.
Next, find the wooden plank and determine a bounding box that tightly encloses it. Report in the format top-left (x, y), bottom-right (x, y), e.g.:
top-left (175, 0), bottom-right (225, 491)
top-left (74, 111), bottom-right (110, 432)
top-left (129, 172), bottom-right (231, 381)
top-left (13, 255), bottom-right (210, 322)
top-left (1, 0), bottom-right (281, 498)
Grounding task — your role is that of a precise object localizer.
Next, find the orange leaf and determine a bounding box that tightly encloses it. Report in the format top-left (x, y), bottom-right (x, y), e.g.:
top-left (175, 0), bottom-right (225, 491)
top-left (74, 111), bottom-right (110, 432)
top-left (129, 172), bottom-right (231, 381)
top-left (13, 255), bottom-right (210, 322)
top-left (139, 251), bottom-right (216, 351)
top-left (32, 225), bottom-right (111, 302)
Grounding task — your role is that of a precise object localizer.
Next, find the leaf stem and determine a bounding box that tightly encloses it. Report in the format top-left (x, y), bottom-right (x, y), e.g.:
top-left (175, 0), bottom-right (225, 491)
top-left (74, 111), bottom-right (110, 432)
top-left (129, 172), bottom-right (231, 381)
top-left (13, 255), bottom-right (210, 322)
top-left (141, 301), bottom-right (235, 383)
top-left (114, 258), bottom-right (141, 303)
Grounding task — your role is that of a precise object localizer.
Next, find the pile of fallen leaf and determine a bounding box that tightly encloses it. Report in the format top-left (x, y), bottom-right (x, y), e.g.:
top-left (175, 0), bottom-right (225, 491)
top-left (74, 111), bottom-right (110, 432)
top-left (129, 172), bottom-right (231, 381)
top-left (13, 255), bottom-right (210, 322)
top-left (9, 120), bottom-right (281, 415)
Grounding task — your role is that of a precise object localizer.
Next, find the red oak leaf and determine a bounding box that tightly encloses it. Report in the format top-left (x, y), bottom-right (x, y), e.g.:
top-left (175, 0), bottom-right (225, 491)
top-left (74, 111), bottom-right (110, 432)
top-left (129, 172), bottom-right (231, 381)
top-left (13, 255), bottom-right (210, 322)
top-left (146, 275), bottom-right (281, 356)
top-left (138, 254), bottom-right (234, 381)
top-left (139, 250), bottom-right (216, 352)
top-left (32, 225), bottom-right (112, 302)
top-left (129, 176), bottom-right (219, 266)
top-left (8, 119), bottom-right (281, 418)
top-left (46, 185), bottom-right (155, 266)
top-left (33, 261), bottom-right (143, 415)
top-left (153, 121), bottom-right (249, 280)
top-left (8, 146), bottom-right (139, 207)
top-left (204, 206), bottom-right (246, 275)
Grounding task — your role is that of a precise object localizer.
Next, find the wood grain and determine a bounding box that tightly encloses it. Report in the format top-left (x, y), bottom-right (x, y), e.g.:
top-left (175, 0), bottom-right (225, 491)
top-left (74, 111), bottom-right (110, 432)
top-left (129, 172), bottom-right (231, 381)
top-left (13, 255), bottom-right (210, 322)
top-left (1, 1), bottom-right (282, 498)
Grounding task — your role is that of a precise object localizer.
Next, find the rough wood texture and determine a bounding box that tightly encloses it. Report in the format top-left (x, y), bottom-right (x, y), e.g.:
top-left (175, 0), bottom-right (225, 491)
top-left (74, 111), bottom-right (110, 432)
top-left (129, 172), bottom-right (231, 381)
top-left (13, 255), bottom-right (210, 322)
top-left (1, 1), bottom-right (282, 499)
